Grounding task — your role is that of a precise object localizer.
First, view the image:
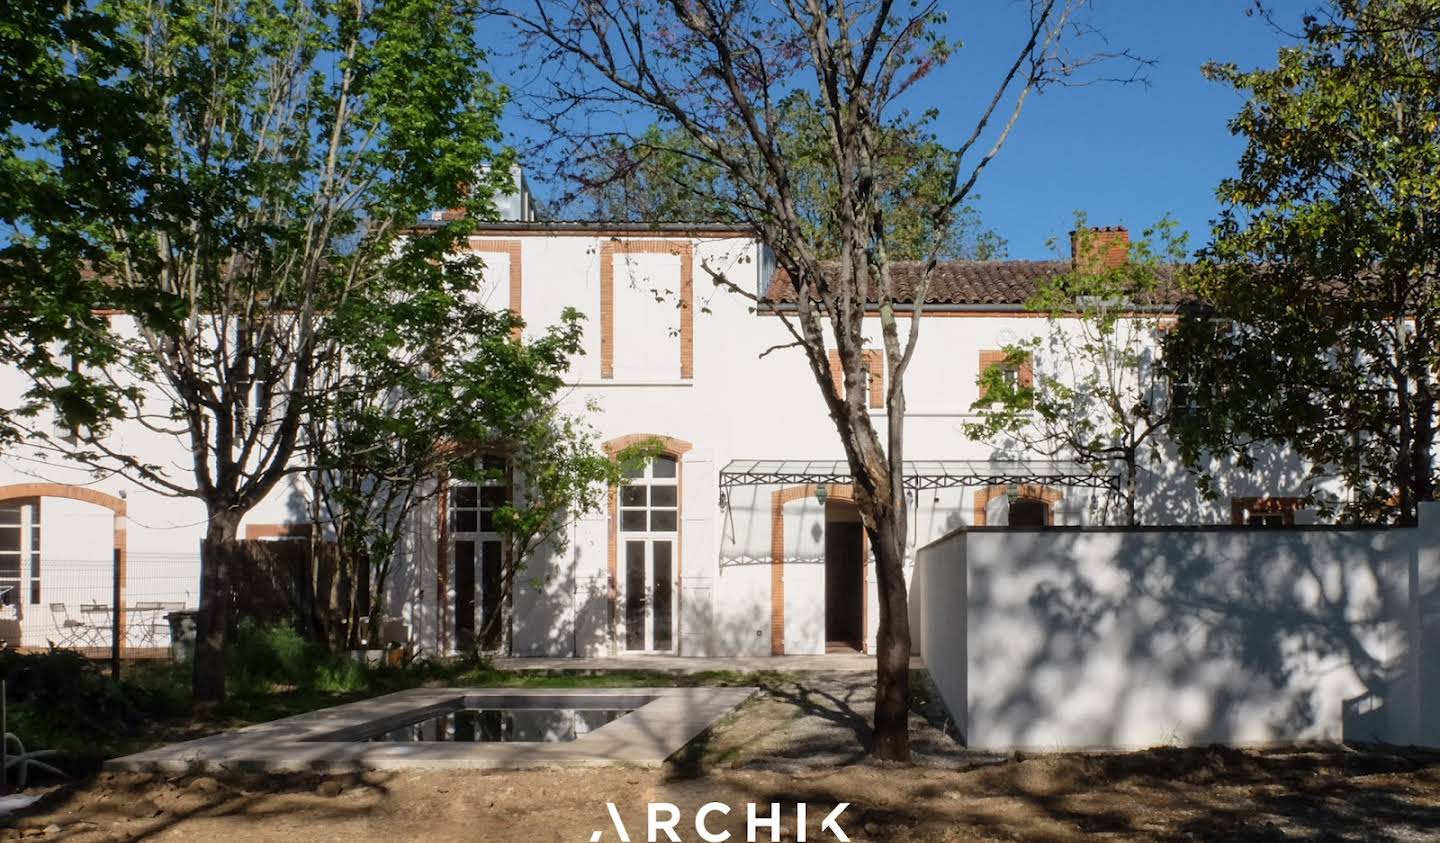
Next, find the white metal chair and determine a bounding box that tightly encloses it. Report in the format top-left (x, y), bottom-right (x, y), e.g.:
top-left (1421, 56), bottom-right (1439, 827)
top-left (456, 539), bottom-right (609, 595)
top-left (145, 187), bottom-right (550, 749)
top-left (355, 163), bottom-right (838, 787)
top-left (79, 603), bottom-right (111, 647)
top-left (49, 603), bottom-right (87, 648)
top-left (128, 602), bottom-right (163, 647)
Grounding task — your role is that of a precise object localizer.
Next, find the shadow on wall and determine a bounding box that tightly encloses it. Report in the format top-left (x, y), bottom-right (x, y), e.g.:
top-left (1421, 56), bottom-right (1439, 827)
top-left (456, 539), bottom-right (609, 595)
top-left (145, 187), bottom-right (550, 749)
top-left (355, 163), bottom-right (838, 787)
top-left (920, 505), bottom-right (1440, 750)
top-left (510, 528), bottom-right (609, 658)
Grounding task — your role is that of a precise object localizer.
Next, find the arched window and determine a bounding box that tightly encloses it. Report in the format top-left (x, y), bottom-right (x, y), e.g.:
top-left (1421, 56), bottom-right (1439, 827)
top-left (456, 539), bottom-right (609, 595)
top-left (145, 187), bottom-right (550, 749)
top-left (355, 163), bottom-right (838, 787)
top-left (618, 456), bottom-right (677, 652)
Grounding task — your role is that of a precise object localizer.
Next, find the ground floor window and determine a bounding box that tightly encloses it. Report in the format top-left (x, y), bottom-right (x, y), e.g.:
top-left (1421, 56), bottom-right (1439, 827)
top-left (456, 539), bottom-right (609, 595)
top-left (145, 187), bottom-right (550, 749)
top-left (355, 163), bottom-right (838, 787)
top-left (0, 499), bottom-right (39, 617)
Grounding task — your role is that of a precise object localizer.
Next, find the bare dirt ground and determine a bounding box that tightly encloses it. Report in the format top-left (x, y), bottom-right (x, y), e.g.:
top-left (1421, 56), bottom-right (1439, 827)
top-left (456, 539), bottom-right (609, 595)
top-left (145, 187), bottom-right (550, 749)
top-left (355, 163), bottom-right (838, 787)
top-left (8, 673), bottom-right (1440, 842)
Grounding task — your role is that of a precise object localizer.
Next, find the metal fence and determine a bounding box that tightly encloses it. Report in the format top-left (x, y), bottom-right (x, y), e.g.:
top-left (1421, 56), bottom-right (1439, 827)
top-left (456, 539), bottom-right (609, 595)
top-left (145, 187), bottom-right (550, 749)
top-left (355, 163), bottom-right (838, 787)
top-left (1, 551), bottom-right (199, 664)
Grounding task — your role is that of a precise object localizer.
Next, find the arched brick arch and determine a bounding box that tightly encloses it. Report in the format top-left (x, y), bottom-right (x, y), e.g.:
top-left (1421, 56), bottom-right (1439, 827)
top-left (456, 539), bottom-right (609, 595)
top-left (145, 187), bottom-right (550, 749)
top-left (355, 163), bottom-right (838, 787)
top-left (0, 483), bottom-right (129, 642)
top-left (601, 433), bottom-right (693, 458)
top-left (769, 483), bottom-right (860, 656)
top-left (972, 483), bottom-right (1063, 526)
top-left (604, 434), bottom-right (694, 654)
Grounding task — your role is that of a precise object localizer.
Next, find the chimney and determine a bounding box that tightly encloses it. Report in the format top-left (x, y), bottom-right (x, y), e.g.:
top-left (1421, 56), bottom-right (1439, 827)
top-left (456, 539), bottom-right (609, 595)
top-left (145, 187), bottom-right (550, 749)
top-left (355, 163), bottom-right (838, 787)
top-left (1070, 225), bottom-right (1129, 271)
top-left (433, 165), bottom-right (539, 222)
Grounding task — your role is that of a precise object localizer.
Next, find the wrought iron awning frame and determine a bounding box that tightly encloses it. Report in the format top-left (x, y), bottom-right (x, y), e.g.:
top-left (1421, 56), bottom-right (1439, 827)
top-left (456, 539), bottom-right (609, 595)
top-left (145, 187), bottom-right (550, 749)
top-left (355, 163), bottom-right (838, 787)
top-left (718, 459), bottom-right (1122, 494)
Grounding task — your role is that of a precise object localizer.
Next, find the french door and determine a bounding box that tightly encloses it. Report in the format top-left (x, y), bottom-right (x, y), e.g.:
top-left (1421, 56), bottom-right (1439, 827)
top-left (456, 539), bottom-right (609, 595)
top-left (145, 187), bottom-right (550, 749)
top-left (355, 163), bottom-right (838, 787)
top-left (618, 456), bottom-right (678, 653)
top-left (450, 458), bottom-right (507, 652)
top-left (621, 538), bottom-right (674, 652)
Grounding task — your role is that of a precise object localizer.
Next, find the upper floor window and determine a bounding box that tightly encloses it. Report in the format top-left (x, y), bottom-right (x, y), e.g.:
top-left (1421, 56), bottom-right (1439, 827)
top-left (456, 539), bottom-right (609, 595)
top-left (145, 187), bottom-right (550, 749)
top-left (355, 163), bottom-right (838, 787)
top-left (828, 349), bottom-right (884, 409)
top-left (1231, 496), bottom-right (1302, 527)
top-left (978, 349), bottom-right (1032, 400)
top-left (620, 456), bottom-right (678, 533)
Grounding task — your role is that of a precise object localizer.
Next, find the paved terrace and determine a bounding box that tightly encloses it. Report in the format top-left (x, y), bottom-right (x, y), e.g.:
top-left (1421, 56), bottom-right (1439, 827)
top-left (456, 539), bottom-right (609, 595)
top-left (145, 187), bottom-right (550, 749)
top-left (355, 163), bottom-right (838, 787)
top-left (494, 653), bottom-right (925, 674)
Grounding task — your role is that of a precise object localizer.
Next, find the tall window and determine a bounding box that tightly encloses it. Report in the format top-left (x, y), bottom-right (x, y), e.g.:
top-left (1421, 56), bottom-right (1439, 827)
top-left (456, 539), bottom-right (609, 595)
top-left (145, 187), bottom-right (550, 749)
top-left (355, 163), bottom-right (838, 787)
top-left (619, 455), bottom-right (678, 652)
top-left (450, 456), bottom-right (508, 650)
top-left (0, 500), bottom-right (40, 617)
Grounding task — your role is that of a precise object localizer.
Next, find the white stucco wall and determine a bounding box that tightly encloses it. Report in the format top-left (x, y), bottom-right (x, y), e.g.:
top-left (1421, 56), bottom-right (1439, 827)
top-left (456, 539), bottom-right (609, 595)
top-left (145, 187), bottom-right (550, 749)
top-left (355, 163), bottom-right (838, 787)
top-left (0, 226), bottom-right (1365, 659)
top-left (917, 502), bottom-right (1440, 750)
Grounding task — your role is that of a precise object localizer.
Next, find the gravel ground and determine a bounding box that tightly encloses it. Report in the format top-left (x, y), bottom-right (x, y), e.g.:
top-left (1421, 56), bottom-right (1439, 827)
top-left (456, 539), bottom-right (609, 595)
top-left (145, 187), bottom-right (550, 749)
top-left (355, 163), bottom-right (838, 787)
top-left (6, 672), bottom-right (1440, 842)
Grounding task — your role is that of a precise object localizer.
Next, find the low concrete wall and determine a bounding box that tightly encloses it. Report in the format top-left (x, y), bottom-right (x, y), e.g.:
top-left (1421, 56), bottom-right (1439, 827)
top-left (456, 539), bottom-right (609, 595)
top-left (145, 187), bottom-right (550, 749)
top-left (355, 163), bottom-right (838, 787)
top-left (916, 502), bottom-right (1440, 750)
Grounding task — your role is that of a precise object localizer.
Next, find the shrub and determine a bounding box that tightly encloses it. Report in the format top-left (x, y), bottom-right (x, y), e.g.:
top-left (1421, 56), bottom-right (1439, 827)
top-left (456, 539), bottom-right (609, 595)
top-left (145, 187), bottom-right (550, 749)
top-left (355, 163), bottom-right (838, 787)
top-left (0, 646), bottom-right (187, 763)
top-left (226, 620), bottom-right (370, 695)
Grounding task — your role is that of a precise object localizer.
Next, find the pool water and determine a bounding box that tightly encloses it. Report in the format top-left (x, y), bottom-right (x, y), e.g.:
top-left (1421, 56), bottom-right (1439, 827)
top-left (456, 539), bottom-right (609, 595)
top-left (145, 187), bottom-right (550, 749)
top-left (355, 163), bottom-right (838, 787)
top-left (362, 707), bottom-right (633, 743)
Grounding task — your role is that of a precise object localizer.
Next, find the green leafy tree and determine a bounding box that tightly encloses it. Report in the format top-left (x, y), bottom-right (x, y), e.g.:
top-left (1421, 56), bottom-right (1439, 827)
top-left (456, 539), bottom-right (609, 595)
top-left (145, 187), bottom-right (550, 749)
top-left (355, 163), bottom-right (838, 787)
top-left (575, 96), bottom-right (1007, 261)
top-left (471, 410), bottom-right (657, 654)
top-left (0, 0), bottom-right (166, 442)
top-left (507, 0), bottom-right (1140, 760)
top-left (1166, 0), bottom-right (1440, 524)
top-left (22, 0), bottom-right (510, 700)
top-left (308, 298), bottom-right (646, 654)
top-left (965, 217), bottom-right (1188, 524)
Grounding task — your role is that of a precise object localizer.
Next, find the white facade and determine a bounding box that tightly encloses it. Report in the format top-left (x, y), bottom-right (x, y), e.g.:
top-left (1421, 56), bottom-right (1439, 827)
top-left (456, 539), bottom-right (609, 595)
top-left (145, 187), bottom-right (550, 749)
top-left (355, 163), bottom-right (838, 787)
top-left (0, 223), bottom-right (1330, 662)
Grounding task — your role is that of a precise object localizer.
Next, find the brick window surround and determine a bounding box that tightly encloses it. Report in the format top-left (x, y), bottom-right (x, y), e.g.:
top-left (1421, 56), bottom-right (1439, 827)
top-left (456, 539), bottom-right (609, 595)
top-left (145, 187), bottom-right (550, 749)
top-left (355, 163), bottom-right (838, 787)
top-left (599, 240), bottom-right (695, 380)
top-left (972, 483), bottom-right (1062, 526)
top-left (827, 349), bottom-right (884, 409)
top-left (977, 349), bottom-right (1033, 399)
top-left (1231, 496), bottom-right (1303, 526)
top-left (769, 483), bottom-right (865, 656)
top-left (603, 434), bottom-right (694, 653)
top-left (467, 238), bottom-right (523, 341)
top-left (0, 484), bottom-right (127, 640)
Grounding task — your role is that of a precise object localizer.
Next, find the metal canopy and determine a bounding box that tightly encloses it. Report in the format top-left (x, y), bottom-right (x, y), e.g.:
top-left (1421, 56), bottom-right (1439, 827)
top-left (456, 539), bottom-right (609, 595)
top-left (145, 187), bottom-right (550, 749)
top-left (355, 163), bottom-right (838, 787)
top-left (719, 459), bottom-right (1121, 493)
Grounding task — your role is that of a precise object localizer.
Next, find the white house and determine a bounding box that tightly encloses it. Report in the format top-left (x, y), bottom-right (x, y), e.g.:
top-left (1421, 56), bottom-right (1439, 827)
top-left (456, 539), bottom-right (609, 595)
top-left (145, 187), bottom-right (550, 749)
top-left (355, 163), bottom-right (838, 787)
top-left (0, 198), bottom-right (1334, 662)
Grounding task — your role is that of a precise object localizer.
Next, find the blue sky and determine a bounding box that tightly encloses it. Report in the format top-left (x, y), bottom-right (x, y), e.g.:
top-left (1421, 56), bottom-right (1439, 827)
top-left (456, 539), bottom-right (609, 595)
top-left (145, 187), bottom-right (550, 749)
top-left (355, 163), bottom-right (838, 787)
top-left (491, 1), bottom-right (1315, 259)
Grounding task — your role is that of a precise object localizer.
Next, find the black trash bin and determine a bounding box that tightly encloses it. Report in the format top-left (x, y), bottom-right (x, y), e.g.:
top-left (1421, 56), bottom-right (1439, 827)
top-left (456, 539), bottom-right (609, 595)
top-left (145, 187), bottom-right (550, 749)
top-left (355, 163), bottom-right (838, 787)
top-left (166, 610), bottom-right (198, 663)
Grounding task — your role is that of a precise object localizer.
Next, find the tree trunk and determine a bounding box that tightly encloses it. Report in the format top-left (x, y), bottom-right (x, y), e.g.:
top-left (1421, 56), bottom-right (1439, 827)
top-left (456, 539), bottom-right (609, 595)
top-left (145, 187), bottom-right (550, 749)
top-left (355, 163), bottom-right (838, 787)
top-left (1124, 454), bottom-right (1138, 526)
top-left (869, 508), bottom-right (912, 762)
top-left (194, 508), bottom-right (242, 702)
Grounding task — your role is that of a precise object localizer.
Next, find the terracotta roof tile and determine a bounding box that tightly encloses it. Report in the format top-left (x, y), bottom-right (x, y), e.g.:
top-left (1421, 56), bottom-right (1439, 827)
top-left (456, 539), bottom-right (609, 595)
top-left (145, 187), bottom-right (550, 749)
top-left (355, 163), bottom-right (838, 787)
top-left (765, 259), bottom-right (1189, 307)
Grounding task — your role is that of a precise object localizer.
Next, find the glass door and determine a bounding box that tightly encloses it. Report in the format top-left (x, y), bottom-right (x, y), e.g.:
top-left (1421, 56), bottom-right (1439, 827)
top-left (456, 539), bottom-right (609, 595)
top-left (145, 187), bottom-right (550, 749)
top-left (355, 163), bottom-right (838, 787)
top-left (622, 538), bottom-right (674, 652)
top-left (449, 458), bottom-right (507, 652)
top-left (618, 456), bottom-right (678, 653)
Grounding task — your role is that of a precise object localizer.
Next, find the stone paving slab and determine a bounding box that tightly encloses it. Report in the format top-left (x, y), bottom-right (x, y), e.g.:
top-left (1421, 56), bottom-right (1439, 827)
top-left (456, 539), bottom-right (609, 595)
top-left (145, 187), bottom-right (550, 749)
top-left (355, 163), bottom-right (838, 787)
top-left (106, 686), bottom-right (756, 774)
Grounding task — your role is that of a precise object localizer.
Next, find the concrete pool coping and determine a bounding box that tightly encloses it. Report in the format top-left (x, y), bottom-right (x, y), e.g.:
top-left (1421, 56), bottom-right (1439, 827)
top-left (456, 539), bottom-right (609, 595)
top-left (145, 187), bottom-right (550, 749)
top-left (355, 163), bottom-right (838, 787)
top-left (106, 686), bottom-right (757, 773)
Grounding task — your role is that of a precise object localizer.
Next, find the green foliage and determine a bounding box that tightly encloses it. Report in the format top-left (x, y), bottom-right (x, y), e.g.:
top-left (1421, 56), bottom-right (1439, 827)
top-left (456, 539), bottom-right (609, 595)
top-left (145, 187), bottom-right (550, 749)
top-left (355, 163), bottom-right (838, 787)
top-left (576, 94), bottom-right (1006, 261)
top-left (0, 0), bottom-right (166, 441)
top-left (6, 0), bottom-right (512, 698)
top-left (965, 215), bottom-right (1189, 523)
top-left (226, 620), bottom-right (366, 694)
top-left (0, 647), bottom-right (187, 763)
top-left (1167, 0), bottom-right (1440, 523)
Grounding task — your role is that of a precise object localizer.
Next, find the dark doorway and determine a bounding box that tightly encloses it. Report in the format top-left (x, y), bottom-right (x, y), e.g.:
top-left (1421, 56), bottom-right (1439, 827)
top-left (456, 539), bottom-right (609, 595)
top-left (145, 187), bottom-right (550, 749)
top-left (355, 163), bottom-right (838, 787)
top-left (1010, 498), bottom-right (1049, 527)
top-left (825, 520), bottom-right (864, 649)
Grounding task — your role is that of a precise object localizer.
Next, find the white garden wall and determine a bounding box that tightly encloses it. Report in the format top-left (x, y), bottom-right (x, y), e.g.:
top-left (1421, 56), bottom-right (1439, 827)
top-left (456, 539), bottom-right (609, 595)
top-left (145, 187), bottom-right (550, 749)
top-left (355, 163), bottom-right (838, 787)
top-left (916, 502), bottom-right (1440, 750)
